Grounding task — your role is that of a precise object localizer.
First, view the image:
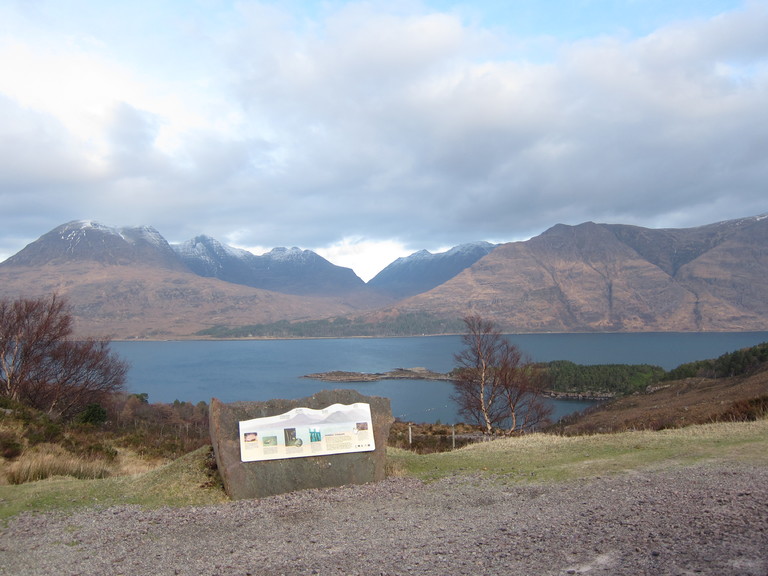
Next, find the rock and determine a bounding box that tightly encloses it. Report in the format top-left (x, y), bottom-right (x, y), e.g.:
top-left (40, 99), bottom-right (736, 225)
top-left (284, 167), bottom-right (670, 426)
top-left (209, 390), bottom-right (393, 499)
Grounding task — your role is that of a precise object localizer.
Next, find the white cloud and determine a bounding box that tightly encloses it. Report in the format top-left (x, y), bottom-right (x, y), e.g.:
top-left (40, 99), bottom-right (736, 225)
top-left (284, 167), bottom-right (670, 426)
top-left (314, 237), bottom-right (413, 282)
top-left (0, 1), bottom-right (767, 279)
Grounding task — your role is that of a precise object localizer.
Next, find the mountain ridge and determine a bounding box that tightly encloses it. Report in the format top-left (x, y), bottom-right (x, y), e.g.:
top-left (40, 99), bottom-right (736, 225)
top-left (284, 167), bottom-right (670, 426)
top-left (386, 214), bottom-right (768, 333)
top-left (0, 214), bottom-right (766, 338)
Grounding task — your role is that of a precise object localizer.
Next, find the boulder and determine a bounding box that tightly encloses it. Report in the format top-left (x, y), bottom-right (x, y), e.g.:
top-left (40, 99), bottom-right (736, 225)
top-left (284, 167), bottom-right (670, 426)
top-left (209, 389), bottom-right (393, 499)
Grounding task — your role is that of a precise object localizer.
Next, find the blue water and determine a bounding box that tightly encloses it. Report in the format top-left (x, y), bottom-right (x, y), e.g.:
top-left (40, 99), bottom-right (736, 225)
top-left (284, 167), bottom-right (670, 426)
top-left (112, 332), bottom-right (768, 424)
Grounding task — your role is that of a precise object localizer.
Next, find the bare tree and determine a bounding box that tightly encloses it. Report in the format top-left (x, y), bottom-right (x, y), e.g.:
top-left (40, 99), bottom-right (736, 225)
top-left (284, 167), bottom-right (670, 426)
top-left (495, 342), bottom-right (552, 432)
top-left (451, 315), bottom-right (506, 434)
top-left (0, 295), bottom-right (127, 420)
top-left (452, 315), bottom-right (552, 434)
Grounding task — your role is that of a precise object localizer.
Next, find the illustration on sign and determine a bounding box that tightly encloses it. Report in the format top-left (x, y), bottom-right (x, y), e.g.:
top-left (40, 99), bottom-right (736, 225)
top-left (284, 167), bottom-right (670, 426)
top-left (239, 402), bottom-right (375, 462)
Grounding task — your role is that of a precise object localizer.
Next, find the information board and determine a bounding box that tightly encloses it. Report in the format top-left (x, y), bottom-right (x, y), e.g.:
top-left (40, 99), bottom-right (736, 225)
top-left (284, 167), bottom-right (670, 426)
top-left (239, 402), bottom-right (375, 462)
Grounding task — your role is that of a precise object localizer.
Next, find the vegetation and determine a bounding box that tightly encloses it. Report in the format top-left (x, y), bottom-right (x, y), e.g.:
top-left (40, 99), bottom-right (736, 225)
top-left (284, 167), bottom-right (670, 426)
top-left (3, 418), bottom-right (765, 523)
top-left (389, 419), bottom-right (768, 482)
top-left (0, 295), bottom-right (128, 420)
top-left (663, 341), bottom-right (768, 380)
top-left (196, 312), bottom-right (466, 338)
top-left (0, 392), bottom-right (211, 487)
top-left (0, 445), bottom-right (225, 523)
top-left (544, 361), bottom-right (665, 396)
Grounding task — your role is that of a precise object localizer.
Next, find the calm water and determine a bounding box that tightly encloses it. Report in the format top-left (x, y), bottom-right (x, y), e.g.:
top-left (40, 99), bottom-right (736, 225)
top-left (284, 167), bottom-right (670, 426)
top-left (113, 332), bottom-right (768, 424)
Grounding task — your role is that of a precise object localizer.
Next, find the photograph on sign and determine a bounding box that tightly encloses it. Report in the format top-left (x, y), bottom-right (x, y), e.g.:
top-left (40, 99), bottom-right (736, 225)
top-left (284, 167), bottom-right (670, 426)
top-left (239, 402), bottom-right (374, 462)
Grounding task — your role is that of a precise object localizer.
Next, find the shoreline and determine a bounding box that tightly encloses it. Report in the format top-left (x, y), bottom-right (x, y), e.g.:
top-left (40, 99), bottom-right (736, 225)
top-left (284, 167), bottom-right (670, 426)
top-left (303, 368), bottom-right (613, 400)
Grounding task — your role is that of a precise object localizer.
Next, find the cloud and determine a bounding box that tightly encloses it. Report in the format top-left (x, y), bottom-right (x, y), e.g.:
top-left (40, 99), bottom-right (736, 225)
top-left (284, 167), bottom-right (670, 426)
top-left (0, 1), bottom-right (766, 278)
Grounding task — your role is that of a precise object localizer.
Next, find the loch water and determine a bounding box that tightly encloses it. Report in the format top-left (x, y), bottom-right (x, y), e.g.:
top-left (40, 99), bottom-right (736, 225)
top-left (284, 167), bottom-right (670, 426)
top-left (113, 332), bottom-right (768, 424)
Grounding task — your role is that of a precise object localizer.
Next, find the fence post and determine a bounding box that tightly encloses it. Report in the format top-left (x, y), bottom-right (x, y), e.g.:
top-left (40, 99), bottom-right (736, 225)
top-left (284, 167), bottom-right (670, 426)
top-left (408, 423), bottom-right (412, 446)
top-left (452, 425), bottom-right (455, 449)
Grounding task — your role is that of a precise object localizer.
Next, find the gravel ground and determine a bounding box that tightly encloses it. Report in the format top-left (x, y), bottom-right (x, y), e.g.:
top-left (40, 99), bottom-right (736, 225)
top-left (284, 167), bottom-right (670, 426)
top-left (1, 463), bottom-right (766, 576)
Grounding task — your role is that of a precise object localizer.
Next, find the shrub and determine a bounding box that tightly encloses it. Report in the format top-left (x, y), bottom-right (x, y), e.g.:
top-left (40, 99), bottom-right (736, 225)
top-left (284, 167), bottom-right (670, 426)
top-left (0, 430), bottom-right (23, 459)
top-left (76, 404), bottom-right (108, 426)
top-left (718, 396), bottom-right (768, 422)
top-left (23, 417), bottom-right (63, 445)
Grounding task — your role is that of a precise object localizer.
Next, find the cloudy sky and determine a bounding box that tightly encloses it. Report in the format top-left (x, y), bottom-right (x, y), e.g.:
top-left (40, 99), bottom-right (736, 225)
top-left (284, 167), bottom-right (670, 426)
top-left (1, 0), bottom-right (766, 280)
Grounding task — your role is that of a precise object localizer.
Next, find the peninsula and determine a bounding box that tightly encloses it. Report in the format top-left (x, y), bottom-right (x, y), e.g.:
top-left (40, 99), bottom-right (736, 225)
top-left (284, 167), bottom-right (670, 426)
top-left (303, 367), bottom-right (453, 382)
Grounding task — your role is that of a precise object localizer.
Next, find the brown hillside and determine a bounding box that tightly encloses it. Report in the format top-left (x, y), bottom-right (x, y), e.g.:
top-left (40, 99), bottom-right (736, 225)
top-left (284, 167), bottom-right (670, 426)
top-left (0, 263), bottom-right (374, 339)
top-left (557, 369), bottom-right (768, 435)
top-left (391, 219), bottom-right (768, 332)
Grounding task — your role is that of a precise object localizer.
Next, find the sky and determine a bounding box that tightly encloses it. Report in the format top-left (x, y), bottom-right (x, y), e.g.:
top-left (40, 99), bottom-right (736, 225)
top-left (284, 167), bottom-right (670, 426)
top-left (1, 1), bottom-right (766, 281)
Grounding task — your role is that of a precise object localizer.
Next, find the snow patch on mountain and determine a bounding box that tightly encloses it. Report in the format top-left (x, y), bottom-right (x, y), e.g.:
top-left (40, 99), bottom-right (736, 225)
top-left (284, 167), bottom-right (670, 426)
top-left (266, 247), bottom-right (314, 262)
top-left (173, 235), bottom-right (251, 261)
top-left (59, 220), bottom-right (168, 249)
top-left (391, 242), bottom-right (495, 266)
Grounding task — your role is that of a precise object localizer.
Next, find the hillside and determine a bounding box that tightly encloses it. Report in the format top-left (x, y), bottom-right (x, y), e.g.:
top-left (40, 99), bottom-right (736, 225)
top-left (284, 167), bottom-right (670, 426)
top-left (0, 221), bottom-right (388, 339)
top-left (173, 235), bottom-right (368, 296)
top-left (0, 263), bottom-right (376, 339)
top-left (388, 215), bottom-right (768, 332)
top-left (556, 367), bottom-right (768, 435)
top-left (367, 242), bottom-right (497, 299)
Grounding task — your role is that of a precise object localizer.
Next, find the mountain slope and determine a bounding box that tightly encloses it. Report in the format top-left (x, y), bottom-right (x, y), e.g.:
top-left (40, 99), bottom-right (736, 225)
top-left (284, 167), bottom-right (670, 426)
top-left (173, 235), bottom-right (367, 296)
top-left (367, 242), bottom-right (497, 298)
top-left (0, 261), bottom-right (378, 340)
top-left (2, 221), bottom-right (187, 270)
top-left (389, 215), bottom-right (768, 332)
top-left (0, 222), bottom-right (385, 339)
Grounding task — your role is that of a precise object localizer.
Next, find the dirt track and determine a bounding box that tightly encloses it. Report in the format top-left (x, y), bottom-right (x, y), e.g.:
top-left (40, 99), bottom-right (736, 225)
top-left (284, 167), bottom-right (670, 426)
top-left (1, 463), bottom-right (766, 575)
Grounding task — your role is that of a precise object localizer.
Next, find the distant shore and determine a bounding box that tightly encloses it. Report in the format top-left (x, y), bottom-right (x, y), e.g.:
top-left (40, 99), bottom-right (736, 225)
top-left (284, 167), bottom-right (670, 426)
top-left (303, 368), bottom-right (613, 400)
top-left (302, 367), bottom-right (453, 382)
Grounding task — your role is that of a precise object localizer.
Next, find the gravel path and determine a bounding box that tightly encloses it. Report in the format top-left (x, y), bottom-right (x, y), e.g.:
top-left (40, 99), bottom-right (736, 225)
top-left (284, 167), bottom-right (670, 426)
top-left (1, 463), bottom-right (766, 576)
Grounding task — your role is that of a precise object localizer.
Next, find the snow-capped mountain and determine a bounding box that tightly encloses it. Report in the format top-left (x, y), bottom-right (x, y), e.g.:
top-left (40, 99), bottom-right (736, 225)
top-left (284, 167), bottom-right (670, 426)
top-left (1, 220), bottom-right (185, 270)
top-left (367, 241), bottom-right (497, 298)
top-left (1, 222), bottom-right (368, 297)
top-left (173, 236), bottom-right (367, 296)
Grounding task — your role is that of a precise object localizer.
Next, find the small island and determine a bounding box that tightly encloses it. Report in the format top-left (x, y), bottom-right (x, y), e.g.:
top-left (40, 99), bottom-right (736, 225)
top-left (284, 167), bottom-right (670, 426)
top-left (303, 367), bottom-right (453, 382)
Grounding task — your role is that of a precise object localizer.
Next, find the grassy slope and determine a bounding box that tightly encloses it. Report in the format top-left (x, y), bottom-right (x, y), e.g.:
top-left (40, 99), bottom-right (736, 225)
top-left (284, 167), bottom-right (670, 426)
top-left (2, 419), bottom-right (766, 525)
top-left (388, 419), bottom-right (768, 482)
top-left (555, 368), bottom-right (768, 434)
top-left (0, 446), bottom-right (227, 524)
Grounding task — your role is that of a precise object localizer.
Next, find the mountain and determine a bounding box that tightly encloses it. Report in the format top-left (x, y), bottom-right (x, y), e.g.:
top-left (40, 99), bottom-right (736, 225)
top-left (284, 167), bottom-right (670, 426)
top-left (388, 215), bottom-right (768, 332)
top-left (367, 242), bottom-right (497, 298)
top-left (2, 221), bottom-right (186, 270)
top-left (1, 215), bottom-right (767, 338)
top-left (0, 221), bottom-right (386, 339)
top-left (172, 235), bottom-right (366, 296)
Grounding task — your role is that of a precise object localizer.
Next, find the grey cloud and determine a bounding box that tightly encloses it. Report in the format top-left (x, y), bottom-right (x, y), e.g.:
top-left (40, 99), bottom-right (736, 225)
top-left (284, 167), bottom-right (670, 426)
top-left (1, 2), bottom-right (767, 262)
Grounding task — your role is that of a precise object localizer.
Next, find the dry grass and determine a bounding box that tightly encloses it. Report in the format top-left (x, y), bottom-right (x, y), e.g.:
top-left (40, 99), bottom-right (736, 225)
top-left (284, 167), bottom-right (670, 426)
top-left (390, 418), bottom-right (768, 482)
top-left (112, 447), bottom-right (169, 476)
top-left (556, 369), bottom-right (768, 434)
top-left (5, 443), bottom-right (112, 485)
top-left (0, 446), bottom-right (226, 523)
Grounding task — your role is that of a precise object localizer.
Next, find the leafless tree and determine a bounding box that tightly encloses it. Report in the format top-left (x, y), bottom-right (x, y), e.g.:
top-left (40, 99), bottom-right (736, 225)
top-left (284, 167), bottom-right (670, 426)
top-left (451, 315), bottom-right (506, 433)
top-left (495, 342), bottom-right (552, 431)
top-left (452, 315), bottom-right (552, 434)
top-left (0, 295), bottom-right (127, 420)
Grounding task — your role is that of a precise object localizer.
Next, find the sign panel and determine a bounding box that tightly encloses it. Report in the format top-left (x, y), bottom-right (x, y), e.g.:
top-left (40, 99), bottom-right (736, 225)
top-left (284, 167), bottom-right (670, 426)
top-left (239, 402), bottom-right (375, 462)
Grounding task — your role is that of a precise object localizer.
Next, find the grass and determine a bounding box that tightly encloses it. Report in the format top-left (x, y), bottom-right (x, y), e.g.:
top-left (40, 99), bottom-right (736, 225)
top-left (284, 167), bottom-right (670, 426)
top-left (0, 446), bottom-right (227, 525)
top-left (387, 418), bottom-right (768, 483)
top-left (5, 443), bottom-right (112, 484)
top-left (2, 419), bottom-right (766, 525)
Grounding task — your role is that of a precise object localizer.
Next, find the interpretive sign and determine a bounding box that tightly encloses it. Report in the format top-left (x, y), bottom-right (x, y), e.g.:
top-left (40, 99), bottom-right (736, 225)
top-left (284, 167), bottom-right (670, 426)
top-left (209, 390), bottom-right (393, 499)
top-left (239, 402), bottom-right (375, 462)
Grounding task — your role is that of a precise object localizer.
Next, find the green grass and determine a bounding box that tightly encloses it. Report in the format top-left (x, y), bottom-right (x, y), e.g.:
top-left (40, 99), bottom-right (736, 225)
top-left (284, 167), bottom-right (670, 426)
top-left (0, 446), bottom-right (227, 524)
top-left (388, 418), bottom-right (768, 483)
top-left (2, 419), bottom-right (766, 525)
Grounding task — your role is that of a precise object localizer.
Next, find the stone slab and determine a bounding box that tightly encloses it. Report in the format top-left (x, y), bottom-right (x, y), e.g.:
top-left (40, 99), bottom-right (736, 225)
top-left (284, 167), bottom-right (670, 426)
top-left (209, 389), bottom-right (393, 500)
